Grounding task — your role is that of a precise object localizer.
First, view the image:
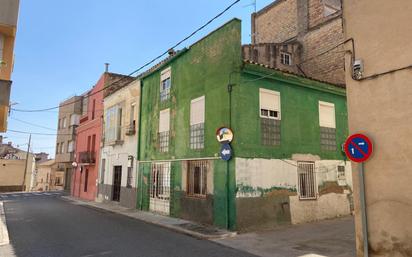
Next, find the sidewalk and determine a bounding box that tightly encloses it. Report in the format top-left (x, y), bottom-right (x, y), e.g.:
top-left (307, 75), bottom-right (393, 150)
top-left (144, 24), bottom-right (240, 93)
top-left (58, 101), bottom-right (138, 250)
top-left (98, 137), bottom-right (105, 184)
top-left (62, 196), bottom-right (236, 240)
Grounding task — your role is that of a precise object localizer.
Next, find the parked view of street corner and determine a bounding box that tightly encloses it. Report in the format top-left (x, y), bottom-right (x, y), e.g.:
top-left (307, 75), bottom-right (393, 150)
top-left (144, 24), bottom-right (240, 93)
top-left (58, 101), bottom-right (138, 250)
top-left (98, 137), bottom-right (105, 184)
top-left (0, 0), bottom-right (411, 256)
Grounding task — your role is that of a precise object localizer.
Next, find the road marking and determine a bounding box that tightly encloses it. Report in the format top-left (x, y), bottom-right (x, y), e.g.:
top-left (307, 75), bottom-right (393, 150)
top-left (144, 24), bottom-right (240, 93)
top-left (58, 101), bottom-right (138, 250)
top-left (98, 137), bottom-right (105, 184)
top-left (11, 195), bottom-right (19, 198)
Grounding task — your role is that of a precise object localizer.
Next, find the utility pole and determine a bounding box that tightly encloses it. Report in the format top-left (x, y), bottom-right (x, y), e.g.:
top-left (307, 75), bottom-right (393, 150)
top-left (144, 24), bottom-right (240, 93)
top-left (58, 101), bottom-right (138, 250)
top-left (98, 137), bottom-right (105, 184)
top-left (22, 134), bottom-right (31, 192)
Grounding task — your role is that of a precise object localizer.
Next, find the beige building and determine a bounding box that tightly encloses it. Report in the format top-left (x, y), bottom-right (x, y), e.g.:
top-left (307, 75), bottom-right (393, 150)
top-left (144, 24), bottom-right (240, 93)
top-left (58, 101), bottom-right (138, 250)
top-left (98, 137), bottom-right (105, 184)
top-left (343, 1), bottom-right (412, 256)
top-left (248, 0), bottom-right (344, 86)
top-left (55, 95), bottom-right (83, 191)
top-left (0, 137), bottom-right (35, 192)
top-left (0, 0), bottom-right (19, 132)
top-left (98, 79), bottom-right (140, 208)
top-left (34, 159), bottom-right (64, 191)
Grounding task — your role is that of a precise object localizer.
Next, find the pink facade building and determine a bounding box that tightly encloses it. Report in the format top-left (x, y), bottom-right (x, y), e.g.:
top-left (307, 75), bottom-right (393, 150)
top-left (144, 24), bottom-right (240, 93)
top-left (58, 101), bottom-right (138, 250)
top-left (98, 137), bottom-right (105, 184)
top-left (72, 71), bottom-right (134, 201)
top-left (72, 75), bottom-right (104, 200)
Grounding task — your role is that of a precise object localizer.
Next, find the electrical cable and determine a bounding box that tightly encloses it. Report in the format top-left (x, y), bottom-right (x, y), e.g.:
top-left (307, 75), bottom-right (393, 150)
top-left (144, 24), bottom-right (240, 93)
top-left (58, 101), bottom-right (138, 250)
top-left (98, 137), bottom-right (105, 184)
top-left (9, 0), bottom-right (241, 113)
top-left (7, 129), bottom-right (73, 136)
top-left (9, 117), bottom-right (57, 131)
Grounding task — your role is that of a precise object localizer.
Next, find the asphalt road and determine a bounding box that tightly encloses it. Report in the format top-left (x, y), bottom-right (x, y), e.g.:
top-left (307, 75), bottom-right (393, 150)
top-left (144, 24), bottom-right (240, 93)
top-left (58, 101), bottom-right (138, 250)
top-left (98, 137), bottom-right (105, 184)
top-left (1, 192), bottom-right (256, 257)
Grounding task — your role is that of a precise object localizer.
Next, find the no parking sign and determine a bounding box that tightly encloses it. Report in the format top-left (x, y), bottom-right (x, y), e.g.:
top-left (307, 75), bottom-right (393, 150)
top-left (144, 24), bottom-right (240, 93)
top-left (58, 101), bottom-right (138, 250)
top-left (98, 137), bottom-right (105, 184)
top-left (344, 134), bottom-right (373, 163)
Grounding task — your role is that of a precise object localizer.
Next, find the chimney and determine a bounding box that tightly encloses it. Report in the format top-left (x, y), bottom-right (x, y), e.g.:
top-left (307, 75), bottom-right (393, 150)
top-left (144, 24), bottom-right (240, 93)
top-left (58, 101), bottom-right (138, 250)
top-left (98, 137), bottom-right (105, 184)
top-left (168, 48), bottom-right (176, 56)
top-left (297, 0), bottom-right (309, 39)
top-left (105, 63), bottom-right (110, 73)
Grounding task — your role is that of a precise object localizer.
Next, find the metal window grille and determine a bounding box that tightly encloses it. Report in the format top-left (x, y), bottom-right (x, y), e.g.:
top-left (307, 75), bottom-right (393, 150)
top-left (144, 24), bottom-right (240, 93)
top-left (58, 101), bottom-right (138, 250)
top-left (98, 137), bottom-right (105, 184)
top-left (337, 165), bottom-right (346, 181)
top-left (190, 123), bottom-right (204, 149)
top-left (150, 163), bottom-right (171, 200)
top-left (297, 162), bottom-right (317, 199)
top-left (160, 78), bottom-right (171, 102)
top-left (320, 127), bottom-right (336, 151)
top-left (187, 160), bottom-right (208, 197)
top-left (261, 118), bottom-right (281, 146)
top-left (158, 131), bottom-right (169, 152)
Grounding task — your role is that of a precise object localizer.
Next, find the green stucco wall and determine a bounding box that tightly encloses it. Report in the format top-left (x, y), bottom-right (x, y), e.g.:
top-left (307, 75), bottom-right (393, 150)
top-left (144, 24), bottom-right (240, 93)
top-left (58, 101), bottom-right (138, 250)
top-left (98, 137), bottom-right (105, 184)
top-left (231, 64), bottom-right (348, 160)
top-left (137, 19), bottom-right (242, 229)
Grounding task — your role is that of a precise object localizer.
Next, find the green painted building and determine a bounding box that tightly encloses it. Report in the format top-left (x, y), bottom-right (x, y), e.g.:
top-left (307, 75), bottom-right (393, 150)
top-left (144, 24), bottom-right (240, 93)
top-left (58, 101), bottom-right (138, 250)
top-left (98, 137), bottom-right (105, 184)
top-left (137, 19), bottom-right (352, 231)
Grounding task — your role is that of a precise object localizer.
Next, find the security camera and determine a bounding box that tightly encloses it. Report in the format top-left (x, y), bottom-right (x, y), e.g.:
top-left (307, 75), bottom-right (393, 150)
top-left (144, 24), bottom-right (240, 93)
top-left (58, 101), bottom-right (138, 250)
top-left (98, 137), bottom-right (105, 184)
top-left (353, 59), bottom-right (364, 80)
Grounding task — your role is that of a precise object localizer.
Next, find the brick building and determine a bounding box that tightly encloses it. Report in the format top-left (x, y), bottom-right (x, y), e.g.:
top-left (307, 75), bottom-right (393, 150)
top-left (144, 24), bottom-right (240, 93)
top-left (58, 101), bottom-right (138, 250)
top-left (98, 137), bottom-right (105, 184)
top-left (248, 0), bottom-right (345, 86)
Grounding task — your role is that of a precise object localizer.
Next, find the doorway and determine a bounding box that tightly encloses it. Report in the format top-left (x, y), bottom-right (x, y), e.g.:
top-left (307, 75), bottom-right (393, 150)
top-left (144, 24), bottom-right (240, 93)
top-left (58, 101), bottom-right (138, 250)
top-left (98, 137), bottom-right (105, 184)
top-left (149, 162), bottom-right (171, 215)
top-left (112, 166), bottom-right (122, 202)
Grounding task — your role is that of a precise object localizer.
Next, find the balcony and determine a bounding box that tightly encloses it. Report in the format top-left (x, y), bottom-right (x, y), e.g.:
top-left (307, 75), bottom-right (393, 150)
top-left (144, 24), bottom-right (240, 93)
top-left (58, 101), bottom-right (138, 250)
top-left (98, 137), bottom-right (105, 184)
top-left (125, 122), bottom-right (136, 136)
top-left (78, 151), bottom-right (96, 164)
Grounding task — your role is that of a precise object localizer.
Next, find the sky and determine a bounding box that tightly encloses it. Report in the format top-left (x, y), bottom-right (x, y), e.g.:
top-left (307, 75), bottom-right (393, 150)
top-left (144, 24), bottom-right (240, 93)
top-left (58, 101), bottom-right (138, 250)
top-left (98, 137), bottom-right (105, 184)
top-left (2, 0), bottom-right (274, 157)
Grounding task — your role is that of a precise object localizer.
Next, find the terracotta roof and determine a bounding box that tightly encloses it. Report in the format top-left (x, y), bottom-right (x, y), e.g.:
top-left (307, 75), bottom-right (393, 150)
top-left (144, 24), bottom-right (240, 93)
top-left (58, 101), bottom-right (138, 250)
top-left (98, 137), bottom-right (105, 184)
top-left (243, 59), bottom-right (346, 88)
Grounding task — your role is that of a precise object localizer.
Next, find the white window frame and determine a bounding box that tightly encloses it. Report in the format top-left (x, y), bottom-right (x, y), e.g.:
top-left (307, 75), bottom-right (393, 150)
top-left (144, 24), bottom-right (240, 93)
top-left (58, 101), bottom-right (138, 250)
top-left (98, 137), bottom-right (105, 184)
top-left (280, 52), bottom-right (292, 65)
top-left (62, 117), bottom-right (67, 128)
top-left (259, 88), bottom-right (281, 120)
top-left (159, 108), bottom-right (170, 133)
top-left (67, 140), bottom-right (74, 153)
top-left (130, 102), bottom-right (136, 126)
top-left (190, 96), bottom-right (205, 125)
top-left (160, 67), bottom-right (172, 102)
top-left (319, 101), bottom-right (336, 128)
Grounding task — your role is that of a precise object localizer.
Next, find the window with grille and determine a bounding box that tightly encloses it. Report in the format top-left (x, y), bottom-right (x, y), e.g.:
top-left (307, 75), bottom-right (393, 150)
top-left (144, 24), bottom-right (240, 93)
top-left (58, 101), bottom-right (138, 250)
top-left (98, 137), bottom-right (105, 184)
top-left (260, 89), bottom-right (281, 145)
top-left (150, 163), bottom-right (171, 200)
top-left (280, 52), bottom-right (292, 65)
top-left (158, 109), bottom-right (170, 152)
top-left (297, 161), bottom-right (317, 200)
top-left (160, 67), bottom-right (171, 102)
top-left (187, 160), bottom-right (208, 197)
top-left (190, 96), bottom-right (205, 149)
top-left (319, 101), bottom-right (336, 151)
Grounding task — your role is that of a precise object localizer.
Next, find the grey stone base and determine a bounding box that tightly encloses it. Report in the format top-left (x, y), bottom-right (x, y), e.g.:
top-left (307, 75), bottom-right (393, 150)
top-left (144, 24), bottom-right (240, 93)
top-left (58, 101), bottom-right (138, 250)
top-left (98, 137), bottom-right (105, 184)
top-left (98, 184), bottom-right (137, 209)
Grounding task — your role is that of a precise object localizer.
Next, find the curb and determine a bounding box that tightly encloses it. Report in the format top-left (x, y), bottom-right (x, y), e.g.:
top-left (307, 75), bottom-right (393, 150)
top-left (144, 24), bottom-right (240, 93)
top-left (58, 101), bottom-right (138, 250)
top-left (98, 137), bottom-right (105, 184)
top-left (0, 202), bottom-right (10, 246)
top-left (61, 196), bottom-right (236, 240)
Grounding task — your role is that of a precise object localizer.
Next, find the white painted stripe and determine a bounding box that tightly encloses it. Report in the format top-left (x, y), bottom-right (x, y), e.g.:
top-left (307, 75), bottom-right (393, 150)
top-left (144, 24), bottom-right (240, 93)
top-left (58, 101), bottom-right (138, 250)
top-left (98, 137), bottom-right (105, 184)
top-left (11, 195), bottom-right (19, 197)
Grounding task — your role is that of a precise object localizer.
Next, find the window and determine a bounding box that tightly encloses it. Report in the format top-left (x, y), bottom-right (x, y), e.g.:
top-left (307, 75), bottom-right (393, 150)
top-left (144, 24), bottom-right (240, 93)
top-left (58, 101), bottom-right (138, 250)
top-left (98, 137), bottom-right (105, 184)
top-left (160, 67), bottom-right (171, 102)
top-left (260, 89), bottom-right (281, 145)
top-left (105, 105), bottom-right (123, 143)
top-left (260, 88), bottom-right (281, 119)
top-left (187, 160), bottom-right (208, 197)
top-left (130, 103), bottom-right (136, 128)
top-left (158, 108), bottom-right (170, 152)
top-left (82, 96), bottom-right (88, 116)
top-left (57, 119), bottom-right (61, 129)
top-left (190, 96), bottom-right (205, 149)
top-left (100, 159), bottom-right (106, 184)
top-left (70, 114), bottom-right (80, 126)
top-left (56, 143), bottom-right (59, 154)
top-left (62, 117), bottom-right (67, 128)
top-left (92, 134), bottom-right (96, 151)
top-left (297, 161), bottom-right (317, 199)
top-left (319, 101), bottom-right (336, 151)
top-left (92, 99), bottom-right (96, 120)
top-left (87, 136), bottom-right (91, 151)
top-left (280, 52), bottom-right (292, 65)
top-left (323, 0), bottom-right (341, 17)
top-left (126, 156), bottom-right (133, 188)
top-left (67, 140), bottom-right (74, 153)
top-left (60, 142), bottom-right (65, 154)
top-left (84, 169), bottom-right (89, 192)
top-left (337, 165), bottom-right (346, 185)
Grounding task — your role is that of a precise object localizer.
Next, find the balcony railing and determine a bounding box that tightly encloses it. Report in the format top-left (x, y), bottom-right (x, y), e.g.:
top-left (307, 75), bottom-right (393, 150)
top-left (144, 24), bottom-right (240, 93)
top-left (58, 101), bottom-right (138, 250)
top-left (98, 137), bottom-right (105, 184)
top-left (125, 122), bottom-right (136, 136)
top-left (78, 151), bottom-right (96, 164)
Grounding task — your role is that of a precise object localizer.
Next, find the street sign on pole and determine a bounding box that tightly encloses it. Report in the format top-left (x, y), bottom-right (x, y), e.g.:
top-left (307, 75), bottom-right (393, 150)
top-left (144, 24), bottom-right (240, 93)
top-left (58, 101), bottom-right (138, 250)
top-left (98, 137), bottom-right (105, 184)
top-left (344, 133), bottom-right (373, 257)
top-left (344, 133), bottom-right (373, 163)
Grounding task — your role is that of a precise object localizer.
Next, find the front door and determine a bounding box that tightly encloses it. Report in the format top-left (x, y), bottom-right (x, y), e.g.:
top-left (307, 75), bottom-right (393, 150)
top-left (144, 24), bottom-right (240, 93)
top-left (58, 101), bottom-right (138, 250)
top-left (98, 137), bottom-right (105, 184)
top-left (149, 162), bottom-right (171, 215)
top-left (112, 166), bottom-right (122, 202)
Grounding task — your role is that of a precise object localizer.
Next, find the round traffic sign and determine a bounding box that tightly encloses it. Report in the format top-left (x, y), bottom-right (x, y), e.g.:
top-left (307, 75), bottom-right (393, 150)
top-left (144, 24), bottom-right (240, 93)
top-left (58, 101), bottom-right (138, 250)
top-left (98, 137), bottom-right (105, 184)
top-left (344, 134), bottom-right (373, 163)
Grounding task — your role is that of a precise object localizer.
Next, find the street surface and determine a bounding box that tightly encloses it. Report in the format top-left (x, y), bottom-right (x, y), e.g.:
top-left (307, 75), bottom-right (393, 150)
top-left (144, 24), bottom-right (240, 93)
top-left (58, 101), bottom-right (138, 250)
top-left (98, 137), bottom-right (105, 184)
top-left (0, 192), bottom-right (256, 257)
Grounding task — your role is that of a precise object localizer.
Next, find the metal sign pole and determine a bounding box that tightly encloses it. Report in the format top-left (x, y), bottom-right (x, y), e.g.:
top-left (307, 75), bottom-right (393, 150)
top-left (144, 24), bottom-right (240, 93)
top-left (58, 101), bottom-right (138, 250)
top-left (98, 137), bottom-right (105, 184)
top-left (359, 162), bottom-right (369, 257)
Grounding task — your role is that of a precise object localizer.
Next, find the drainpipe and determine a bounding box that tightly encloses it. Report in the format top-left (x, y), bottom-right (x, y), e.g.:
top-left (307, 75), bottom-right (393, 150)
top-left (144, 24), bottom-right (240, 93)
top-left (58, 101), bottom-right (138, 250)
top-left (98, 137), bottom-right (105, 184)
top-left (137, 80), bottom-right (144, 210)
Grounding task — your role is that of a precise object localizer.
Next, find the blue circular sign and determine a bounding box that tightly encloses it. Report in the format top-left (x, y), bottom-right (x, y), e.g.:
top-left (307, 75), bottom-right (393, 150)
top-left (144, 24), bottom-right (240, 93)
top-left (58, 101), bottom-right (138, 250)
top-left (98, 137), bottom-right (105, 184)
top-left (344, 134), bottom-right (373, 163)
top-left (220, 143), bottom-right (232, 161)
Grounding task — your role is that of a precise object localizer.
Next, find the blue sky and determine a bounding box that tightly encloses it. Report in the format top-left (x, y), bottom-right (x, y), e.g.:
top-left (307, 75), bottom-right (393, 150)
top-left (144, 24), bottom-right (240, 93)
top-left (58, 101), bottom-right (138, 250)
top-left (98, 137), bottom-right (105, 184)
top-left (2, 0), bottom-right (274, 157)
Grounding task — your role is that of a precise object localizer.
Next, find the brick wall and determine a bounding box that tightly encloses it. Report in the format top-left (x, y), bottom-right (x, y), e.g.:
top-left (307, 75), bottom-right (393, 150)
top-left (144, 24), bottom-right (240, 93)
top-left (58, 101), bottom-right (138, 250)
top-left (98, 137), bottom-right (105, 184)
top-left (300, 17), bottom-right (345, 85)
top-left (252, 0), bottom-right (345, 85)
top-left (253, 0), bottom-right (298, 44)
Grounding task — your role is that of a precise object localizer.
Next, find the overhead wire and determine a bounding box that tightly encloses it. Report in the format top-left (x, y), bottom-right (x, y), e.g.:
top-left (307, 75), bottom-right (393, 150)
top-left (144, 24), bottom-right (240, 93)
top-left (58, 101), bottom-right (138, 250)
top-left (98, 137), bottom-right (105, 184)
top-left (9, 0), bottom-right (242, 113)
